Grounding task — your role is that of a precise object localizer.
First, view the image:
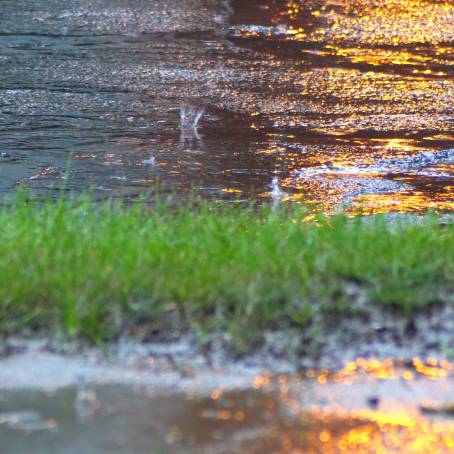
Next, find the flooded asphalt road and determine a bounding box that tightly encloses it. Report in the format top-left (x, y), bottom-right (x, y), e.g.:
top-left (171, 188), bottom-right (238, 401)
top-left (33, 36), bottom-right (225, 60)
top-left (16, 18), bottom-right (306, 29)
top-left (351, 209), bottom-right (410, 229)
top-left (2, 358), bottom-right (454, 453)
top-left (0, 0), bottom-right (452, 213)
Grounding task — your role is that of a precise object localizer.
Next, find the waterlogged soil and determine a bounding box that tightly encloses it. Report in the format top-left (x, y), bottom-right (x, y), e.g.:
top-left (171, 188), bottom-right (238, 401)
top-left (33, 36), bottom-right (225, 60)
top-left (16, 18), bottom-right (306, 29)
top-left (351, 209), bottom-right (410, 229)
top-left (0, 0), bottom-right (453, 214)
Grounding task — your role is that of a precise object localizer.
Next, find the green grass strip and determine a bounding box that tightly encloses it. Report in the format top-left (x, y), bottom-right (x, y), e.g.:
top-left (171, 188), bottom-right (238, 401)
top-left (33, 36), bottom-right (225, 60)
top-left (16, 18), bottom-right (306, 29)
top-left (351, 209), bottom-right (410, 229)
top-left (0, 194), bottom-right (452, 343)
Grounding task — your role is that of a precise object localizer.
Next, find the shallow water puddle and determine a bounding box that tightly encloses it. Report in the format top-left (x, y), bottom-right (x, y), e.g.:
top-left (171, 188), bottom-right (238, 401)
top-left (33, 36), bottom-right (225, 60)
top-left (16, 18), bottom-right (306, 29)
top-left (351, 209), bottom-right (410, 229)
top-left (2, 358), bottom-right (454, 453)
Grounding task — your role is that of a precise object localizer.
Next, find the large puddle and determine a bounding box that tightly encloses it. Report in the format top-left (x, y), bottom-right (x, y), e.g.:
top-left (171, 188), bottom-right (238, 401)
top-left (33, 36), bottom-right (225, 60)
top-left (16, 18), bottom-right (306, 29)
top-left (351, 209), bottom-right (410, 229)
top-left (0, 0), bottom-right (452, 213)
top-left (2, 358), bottom-right (454, 453)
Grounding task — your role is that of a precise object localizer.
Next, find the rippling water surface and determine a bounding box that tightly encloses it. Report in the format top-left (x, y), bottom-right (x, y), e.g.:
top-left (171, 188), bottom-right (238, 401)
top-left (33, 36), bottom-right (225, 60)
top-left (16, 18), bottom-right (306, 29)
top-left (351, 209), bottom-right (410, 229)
top-left (0, 0), bottom-right (453, 213)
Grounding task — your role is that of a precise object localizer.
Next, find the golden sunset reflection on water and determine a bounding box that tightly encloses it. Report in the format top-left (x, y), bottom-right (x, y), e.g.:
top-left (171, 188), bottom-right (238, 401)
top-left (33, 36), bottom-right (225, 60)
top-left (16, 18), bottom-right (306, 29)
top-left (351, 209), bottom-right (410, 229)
top-left (290, 408), bottom-right (454, 453)
top-left (282, 0), bottom-right (454, 46)
top-left (351, 188), bottom-right (454, 215)
top-left (176, 358), bottom-right (454, 452)
top-left (232, 0), bottom-right (453, 215)
top-left (220, 358), bottom-right (454, 453)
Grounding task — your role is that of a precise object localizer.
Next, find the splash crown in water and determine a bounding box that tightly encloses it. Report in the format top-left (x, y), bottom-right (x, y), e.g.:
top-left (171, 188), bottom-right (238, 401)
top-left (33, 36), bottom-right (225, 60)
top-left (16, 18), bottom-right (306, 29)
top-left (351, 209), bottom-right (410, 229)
top-left (180, 105), bottom-right (204, 130)
top-left (270, 177), bottom-right (285, 200)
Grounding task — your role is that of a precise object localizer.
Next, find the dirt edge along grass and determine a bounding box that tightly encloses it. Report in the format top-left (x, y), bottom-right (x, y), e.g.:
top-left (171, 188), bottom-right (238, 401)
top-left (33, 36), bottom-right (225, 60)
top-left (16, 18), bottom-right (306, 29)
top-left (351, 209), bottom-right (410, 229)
top-left (0, 192), bottom-right (452, 351)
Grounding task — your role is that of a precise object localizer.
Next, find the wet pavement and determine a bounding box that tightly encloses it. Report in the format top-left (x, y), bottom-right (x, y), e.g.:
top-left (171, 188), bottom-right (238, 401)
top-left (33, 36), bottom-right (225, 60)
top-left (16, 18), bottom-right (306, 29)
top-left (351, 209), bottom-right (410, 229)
top-left (2, 358), bottom-right (454, 453)
top-left (0, 0), bottom-right (452, 213)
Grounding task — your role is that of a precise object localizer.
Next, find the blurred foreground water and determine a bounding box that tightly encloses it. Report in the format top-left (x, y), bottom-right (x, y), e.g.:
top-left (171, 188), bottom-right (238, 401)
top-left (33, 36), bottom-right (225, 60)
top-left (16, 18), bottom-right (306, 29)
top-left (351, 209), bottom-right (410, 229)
top-left (2, 358), bottom-right (454, 453)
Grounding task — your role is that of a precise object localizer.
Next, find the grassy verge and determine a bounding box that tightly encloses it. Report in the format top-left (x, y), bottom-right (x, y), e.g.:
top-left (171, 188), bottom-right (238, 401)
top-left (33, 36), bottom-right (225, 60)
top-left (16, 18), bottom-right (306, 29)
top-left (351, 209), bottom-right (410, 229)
top-left (0, 195), bottom-right (452, 347)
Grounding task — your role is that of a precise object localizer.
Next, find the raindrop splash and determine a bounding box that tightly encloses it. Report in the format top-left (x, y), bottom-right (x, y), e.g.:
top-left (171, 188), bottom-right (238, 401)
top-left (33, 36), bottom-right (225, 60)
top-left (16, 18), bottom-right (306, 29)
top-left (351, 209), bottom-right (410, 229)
top-left (75, 375), bottom-right (100, 420)
top-left (270, 177), bottom-right (284, 200)
top-left (180, 105), bottom-right (204, 131)
top-left (142, 156), bottom-right (156, 166)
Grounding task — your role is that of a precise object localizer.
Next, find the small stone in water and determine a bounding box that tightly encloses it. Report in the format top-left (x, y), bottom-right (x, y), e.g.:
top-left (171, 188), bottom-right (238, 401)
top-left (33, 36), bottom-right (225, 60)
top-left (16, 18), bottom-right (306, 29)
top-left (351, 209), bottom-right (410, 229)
top-left (367, 396), bottom-right (380, 409)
